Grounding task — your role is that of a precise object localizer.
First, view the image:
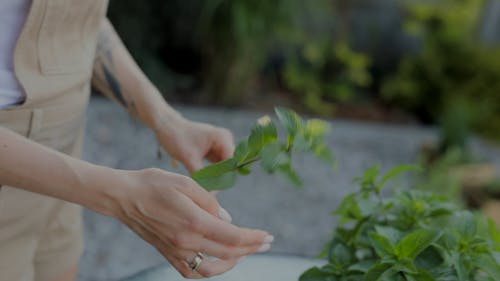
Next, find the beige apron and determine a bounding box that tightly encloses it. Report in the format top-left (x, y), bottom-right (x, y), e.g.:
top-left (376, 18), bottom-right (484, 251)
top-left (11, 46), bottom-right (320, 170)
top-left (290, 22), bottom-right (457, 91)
top-left (0, 0), bottom-right (108, 280)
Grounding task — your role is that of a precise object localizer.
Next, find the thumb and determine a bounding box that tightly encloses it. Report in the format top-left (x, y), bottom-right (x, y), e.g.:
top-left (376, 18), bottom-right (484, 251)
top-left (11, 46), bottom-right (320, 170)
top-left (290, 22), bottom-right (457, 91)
top-left (185, 158), bottom-right (204, 174)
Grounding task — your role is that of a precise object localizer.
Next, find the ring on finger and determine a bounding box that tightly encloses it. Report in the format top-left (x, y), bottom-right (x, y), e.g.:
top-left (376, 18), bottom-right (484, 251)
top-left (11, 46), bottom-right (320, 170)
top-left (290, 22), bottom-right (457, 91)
top-left (188, 252), bottom-right (205, 272)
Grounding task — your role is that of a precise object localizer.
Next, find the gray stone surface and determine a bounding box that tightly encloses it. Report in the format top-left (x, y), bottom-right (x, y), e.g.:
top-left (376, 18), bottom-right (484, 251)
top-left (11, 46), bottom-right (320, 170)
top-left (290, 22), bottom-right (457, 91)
top-left (122, 255), bottom-right (324, 281)
top-left (78, 97), bottom-right (500, 281)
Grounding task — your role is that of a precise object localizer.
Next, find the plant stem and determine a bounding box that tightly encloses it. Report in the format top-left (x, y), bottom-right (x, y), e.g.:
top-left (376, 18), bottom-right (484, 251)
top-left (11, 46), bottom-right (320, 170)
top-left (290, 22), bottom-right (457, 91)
top-left (237, 156), bottom-right (261, 169)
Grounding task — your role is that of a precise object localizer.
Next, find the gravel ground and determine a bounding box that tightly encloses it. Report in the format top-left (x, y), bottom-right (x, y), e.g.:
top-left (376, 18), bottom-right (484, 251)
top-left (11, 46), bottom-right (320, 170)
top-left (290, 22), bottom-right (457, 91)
top-left (78, 97), bottom-right (500, 281)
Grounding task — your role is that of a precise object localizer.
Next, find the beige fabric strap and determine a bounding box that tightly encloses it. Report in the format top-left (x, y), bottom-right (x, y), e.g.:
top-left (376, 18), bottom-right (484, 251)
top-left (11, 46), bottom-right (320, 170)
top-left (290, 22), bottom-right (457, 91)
top-left (0, 92), bottom-right (89, 138)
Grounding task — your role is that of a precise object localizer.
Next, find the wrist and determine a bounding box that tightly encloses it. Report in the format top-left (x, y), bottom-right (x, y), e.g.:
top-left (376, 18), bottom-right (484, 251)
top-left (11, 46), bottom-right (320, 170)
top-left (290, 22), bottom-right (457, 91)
top-left (77, 165), bottom-right (135, 218)
top-left (150, 104), bottom-right (187, 138)
top-left (137, 86), bottom-right (184, 132)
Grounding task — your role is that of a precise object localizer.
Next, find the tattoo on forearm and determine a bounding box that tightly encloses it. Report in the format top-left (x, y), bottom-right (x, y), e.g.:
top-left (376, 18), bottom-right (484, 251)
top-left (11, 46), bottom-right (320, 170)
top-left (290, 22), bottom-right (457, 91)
top-left (101, 61), bottom-right (126, 106)
top-left (93, 22), bottom-right (140, 116)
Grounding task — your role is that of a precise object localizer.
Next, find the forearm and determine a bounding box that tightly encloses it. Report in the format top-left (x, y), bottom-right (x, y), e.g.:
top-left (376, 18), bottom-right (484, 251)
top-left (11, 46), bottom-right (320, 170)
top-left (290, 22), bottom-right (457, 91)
top-left (92, 19), bottom-right (182, 131)
top-left (0, 127), bottom-right (125, 216)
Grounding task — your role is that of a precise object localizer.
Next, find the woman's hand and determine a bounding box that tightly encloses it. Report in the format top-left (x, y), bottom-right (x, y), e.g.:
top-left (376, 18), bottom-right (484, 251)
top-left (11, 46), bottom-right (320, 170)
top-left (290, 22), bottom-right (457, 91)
top-left (154, 116), bottom-right (235, 173)
top-left (111, 168), bottom-right (273, 279)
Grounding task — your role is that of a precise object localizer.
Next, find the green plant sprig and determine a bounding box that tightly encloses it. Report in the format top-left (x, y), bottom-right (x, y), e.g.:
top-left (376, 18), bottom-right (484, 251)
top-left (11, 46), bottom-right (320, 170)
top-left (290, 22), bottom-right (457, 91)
top-left (191, 107), bottom-right (334, 191)
top-left (301, 165), bottom-right (500, 281)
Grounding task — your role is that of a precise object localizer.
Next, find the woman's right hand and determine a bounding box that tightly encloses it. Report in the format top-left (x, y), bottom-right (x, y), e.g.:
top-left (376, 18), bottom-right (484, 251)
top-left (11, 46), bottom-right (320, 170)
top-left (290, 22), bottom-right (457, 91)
top-left (108, 168), bottom-right (273, 279)
top-left (0, 127), bottom-right (272, 278)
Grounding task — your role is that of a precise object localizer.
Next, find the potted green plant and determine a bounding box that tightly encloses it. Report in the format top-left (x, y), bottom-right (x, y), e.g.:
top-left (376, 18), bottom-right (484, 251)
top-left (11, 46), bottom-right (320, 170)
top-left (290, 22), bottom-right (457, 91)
top-left (300, 165), bottom-right (500, 281)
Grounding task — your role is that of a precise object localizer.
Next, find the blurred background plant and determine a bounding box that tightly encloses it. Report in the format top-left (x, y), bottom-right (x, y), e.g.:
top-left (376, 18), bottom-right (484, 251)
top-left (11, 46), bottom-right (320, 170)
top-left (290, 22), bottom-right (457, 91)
top-left (107, 0), bottom-right (377, 110)
top-left (382, 0), bottom-right (500, 142)
top-left (107, 0), bottom-right (500, 143)
top-left (196, 0), bottom-right (305, 105)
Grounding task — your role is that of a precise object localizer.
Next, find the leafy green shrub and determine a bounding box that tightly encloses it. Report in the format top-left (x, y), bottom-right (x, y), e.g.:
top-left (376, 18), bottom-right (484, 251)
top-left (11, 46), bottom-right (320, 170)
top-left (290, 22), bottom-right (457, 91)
top-left (284, 41), bottom-right (372, 115)
top-left (280, 0), bottom-right (374, 116)
top-left (300, 165), bottom-right (500, 281)
top-left (382, 0), bottom-right (500, 141)
top-left (191, 107), bottom-right (334, 191)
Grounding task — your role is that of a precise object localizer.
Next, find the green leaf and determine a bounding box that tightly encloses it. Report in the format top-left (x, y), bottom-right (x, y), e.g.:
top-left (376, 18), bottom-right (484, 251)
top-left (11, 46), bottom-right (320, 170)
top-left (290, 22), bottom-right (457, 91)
top-left (191, 159), bottom-right (236, 178)
top-left (395, 229), bottom-right (441, 260)
top-left (233, 141), bottom-right (250, 164)
top-left (393, 259), bottom-right (418, 274)
top-left (317, 240), bottom-right (332, 259)
top-left (275, 106), bottom-right (304, 137)
top-left (410, 269), bottom-right (437, 281)
top-left (363, 165), bottom-right (380, 182)
top-left (191, 159), bottom-right (238, 191)
top-left (305, 119), bottom-right (330, 138)
top-left (474, 254), bottom-right (500, 279)
top-left (330, 243), bottom-right (353, 267)
top-left (454, 211), bottom-right (477, 241)
top-left (378, 164), bottom-right (422, 190)
top-left (247, 115), bottom-right (278, 156)
top-left (375, 226), bottom-right (403, 245)
top-left (414, 246), bottom-right (444, 270)
top-left (348, 260), bottom-right (377, 273)
top-left (278, 162), bottom-right (303, 187)
top-left (355, 165), bottom-right (380, 191)
top-left (487, 219), bottom-right (500, 251)
top-left (357, 194), bottom-right (379, 218)
top-left (299, 267), bottom-right (338, 281)
top-left (293, 133), bottom-right (311, 152)
top-left (237, 166), bottom-right (252, 175)
top-left (192, 170), bottom-right (238, 191)
top-left (369, 232), bottom-right (395, 258)
top-left (452, 253), bottom-right (467, 281)
top-left (364, 263), bottom-right (393, 281)
top-left (335, 194), bottom-right (362, 221)
top-left (312, 142), bottom-right (335, 164)
top-left (260, 143), bottom-right (289, 173)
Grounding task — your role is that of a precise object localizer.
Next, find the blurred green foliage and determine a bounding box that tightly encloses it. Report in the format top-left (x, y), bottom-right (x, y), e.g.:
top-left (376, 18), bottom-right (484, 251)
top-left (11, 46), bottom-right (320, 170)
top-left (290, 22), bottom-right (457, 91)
top-left (279, 1), bottom-right (373, 115)
top-left (418, 148), bottom-right (468, 203)
top-left (382, 0), bottom-right (500, 141)
top-left (197, 0), bottom-right (305, 104)
top-left (108, 0), bottom-right (308, 104)
top-left (107, 0), bottom-right (371, 108)
top-left (284, 40), bottom-right (372, 115)
top-left (108, 0), bottom-right (500, 142)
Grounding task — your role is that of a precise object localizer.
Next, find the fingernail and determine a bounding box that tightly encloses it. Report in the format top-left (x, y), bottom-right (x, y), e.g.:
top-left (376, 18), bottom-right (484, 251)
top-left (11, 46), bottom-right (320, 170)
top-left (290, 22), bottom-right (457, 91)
top-left (264, 235), bottom-right (274, 243)
top-left (257, 243), bottom-right (271, 253)
top-left (218, 207), bottom-right (232, 222)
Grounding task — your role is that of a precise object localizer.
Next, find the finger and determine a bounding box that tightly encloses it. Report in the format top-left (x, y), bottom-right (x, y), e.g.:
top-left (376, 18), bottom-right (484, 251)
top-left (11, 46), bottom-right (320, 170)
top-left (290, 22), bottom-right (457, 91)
top-left (121, 217), bottom-right (200, 278)
top-left (195, 209), bottom-right (272, 246)
top-left (179, 234), bottom-right (271, 260)
top-left (185, 158), bottom-right (204, 174)
top-left (208, 128), bottom-right (235, 162)
top-left (172, 250), bottom-right (243, 279)
top-left (179, 177), bottom-right (221, 216)
top-left (178, 178), bottom-right (232, 222)
top-left (193, 256), bottom-right (242, 278)
top-left (206, 152), bottom-right (222, 163)
top-left (168, 255), bottom-right (204, 279)
top-left (173, 189), bottom-right (271, 246)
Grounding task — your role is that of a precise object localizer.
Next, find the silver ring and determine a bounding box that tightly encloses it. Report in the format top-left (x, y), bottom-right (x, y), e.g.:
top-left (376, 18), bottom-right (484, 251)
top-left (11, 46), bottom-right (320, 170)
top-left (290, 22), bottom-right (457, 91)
top-left (188, 252), bottom-right (204, 272)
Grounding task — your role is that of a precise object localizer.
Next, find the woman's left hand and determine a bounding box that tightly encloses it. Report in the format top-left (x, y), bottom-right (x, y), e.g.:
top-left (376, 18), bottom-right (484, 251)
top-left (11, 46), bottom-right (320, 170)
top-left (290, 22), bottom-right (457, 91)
top-left (155, 116), bottom-right (235, 173)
